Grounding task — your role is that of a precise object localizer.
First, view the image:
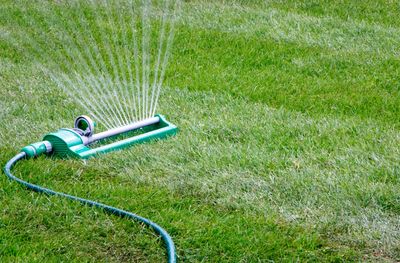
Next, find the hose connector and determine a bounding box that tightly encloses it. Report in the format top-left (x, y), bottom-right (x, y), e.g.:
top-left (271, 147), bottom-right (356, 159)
top-left (21, 141), bottom-right (52, 158)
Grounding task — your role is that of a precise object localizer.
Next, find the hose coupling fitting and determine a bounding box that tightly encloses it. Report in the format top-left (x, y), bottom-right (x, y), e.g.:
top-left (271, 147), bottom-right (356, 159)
top-left (21, 141), bottom-right (52, 158)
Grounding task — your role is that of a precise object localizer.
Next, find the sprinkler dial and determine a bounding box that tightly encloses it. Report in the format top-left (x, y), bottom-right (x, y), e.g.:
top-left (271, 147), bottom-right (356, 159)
top-left (74, 115), bottom-right (95, 137)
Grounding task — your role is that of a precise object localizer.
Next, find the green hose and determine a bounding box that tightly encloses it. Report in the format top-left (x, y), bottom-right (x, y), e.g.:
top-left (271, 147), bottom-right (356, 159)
top-left (4, 152), bottom-right (177, 263)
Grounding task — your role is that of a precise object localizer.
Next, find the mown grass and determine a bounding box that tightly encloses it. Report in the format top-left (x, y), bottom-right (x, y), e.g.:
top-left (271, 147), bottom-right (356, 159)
top-left (1, 0), bottom-right (400, 262)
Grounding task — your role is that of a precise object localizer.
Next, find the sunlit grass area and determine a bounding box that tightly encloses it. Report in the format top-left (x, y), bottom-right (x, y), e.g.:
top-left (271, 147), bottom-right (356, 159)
top-left (1, 0), bottom-right (399, 262)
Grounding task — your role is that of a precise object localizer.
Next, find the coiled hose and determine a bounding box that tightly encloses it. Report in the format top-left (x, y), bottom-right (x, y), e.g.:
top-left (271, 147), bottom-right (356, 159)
top-left (4, 152), bottom-right (176, 263)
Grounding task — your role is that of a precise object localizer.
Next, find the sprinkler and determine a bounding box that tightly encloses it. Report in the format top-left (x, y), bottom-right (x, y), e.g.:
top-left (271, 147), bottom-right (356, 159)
top-left (21, 114), bottom-right (177, 159)
top-left (4, 114), bottom-right (178, 262)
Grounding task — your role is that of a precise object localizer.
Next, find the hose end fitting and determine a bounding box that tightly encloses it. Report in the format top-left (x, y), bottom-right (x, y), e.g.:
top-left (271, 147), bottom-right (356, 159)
top-left (21, 141), bottom-right (52, 158)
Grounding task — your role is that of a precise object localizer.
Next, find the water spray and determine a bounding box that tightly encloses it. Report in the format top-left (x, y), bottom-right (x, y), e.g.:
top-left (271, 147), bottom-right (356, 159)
top-left (4, 114), bottom-right (178, 262)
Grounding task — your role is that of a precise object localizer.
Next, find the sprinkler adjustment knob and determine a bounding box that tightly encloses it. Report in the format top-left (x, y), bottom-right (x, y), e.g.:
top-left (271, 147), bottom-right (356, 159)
top-left (74, 115), bottom-right (95, 137)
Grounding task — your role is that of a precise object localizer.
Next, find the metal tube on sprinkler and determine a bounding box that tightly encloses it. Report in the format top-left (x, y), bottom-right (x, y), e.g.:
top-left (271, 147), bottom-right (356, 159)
top-left (86, 116), bottom-right (160, 145)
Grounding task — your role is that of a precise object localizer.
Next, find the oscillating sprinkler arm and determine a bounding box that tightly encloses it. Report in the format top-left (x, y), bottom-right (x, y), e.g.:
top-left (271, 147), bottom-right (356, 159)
top-left (85, 116), bottom-right (160, 144)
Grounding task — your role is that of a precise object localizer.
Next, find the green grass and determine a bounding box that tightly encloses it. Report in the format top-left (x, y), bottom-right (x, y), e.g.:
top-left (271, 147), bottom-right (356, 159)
top-left (1, 0), bottom-right (400, 262)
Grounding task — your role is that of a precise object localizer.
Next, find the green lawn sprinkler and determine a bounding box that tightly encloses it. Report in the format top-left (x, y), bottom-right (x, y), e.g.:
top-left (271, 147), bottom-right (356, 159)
top-left (21, 114), bottom-right (177, 159)
top-left (4, 114), bottom-right (178, 262)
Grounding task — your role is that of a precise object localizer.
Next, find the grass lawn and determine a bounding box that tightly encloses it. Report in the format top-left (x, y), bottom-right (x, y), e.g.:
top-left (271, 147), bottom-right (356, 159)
top-left (1, 0), bottom-right (400, 262)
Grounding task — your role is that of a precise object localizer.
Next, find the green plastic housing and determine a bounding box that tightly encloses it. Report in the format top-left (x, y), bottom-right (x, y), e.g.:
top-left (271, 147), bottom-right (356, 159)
top-left (41, 114), bottom-right (177, 159)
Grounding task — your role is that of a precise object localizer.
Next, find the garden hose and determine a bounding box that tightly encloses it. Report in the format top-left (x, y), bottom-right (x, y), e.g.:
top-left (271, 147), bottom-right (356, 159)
top-left (4, 152), bottom-right (176, 263)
